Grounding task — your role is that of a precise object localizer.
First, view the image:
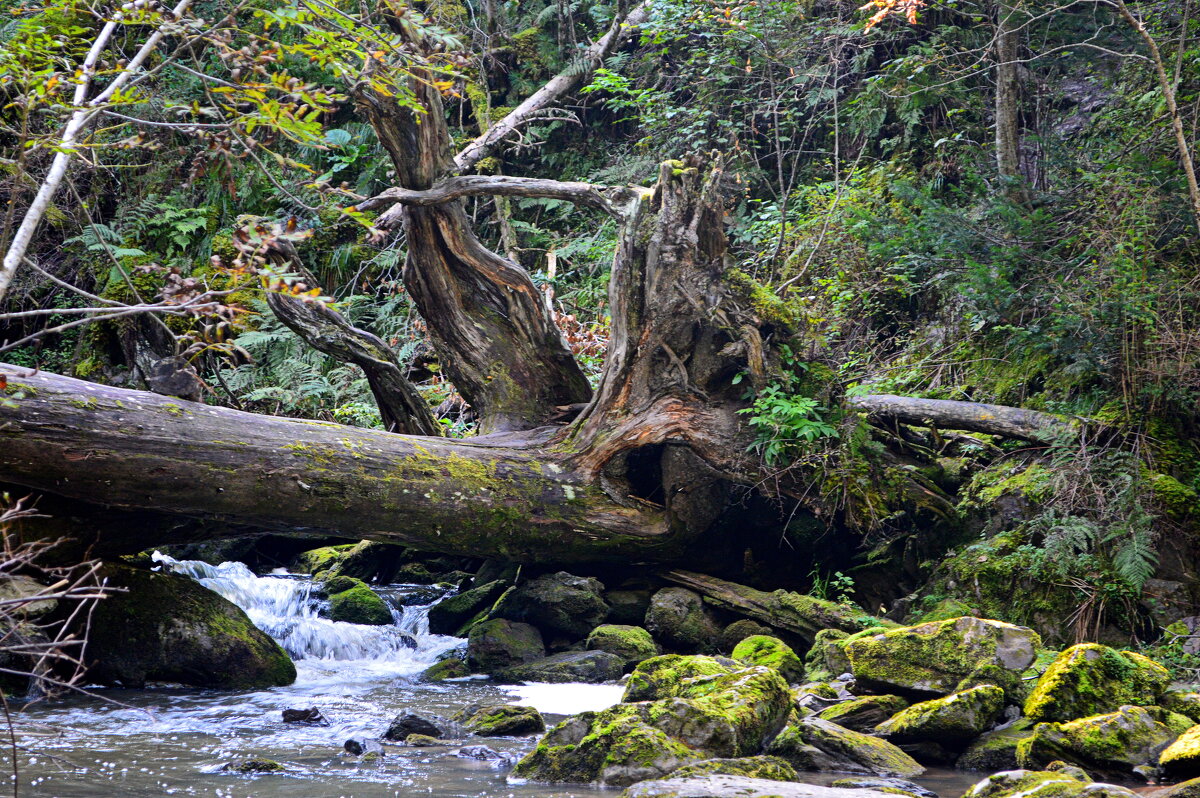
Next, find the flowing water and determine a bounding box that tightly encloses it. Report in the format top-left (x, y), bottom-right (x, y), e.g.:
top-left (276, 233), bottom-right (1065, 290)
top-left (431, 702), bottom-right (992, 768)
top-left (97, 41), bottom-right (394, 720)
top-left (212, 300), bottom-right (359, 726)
top-left (9, 558), bottom-right (984, 798)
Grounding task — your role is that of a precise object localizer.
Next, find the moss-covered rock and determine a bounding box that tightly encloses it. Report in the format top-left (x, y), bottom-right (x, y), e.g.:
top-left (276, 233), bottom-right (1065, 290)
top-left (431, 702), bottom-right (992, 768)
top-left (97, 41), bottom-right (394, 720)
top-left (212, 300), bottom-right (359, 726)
top-left (1158, 776), bottom-right (1200, 798)
top-left (427, 580), bottom-right (509, 636)
top-left (405, 733), bottom-right (443, 746)
top-left (84, 564), bottom-right (295, 689)
top-left (960, 769), bottom-right (1130, 798)
top-left (830, 777), bottom-right (937, 798)
top-left (622, 774), bottom-right (898, 798)
top-left (624, 655), bottom-right (737, 702)
top-left (1017, 705), bottom-right (1176, 779)
top-left (383, 712), bottom-right (451, 741)
top-left (453, 702), bottom-right (545, 736)
top-left (223, 758), bottom-right (285, 773)
top-left (498, 650), bottom-right (624, 684)
top-left (422, 656), bottom-right (470, 681)
top-left (491, 571), bottom-right (608, 639)
top-left (514, 664), bottom-right (792, 786)
top-left (1164, 692), bottom-right (1200, 724)
top-left (605, 589), bottom-right (653, 626)
top-left (646, 588), bottom-right (722, 654)
top-left (766, 718), bottom-right (924, 777)
top-left (466, 618), bottom-right (545, 673)
top-left (721, 620), bottom-right (777, 652)
top-left (665, 756), bottom-right (798, 782)
top-left (326, 578), bottom-right (393, 625)
top-left (807, 628), bottom-right (851, 681)
top-left (1023, 644), bottom-right (1170, 723)
top-left (292, 544), bottom-right (354, 575)
top-left (732, 635), bottom-right (806, 684)
top-left (1159, 724), bottom-right (1200, 779)
top-left (844, 617), bottom-right (1040, 698)
top-left (587, 624), bottom-right (659, 670)
top-left (818, 695), bottom-right (910, 733)
top-left (958, 720), bottom-right (1035, 771)
top-left (875, 685), bottom-right (1005, 748)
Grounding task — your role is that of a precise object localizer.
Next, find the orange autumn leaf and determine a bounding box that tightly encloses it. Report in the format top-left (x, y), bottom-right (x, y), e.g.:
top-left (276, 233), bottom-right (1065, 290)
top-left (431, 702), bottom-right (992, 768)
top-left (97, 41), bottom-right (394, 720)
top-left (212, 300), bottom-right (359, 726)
top-left (859, 0), bottom-right (925, 30)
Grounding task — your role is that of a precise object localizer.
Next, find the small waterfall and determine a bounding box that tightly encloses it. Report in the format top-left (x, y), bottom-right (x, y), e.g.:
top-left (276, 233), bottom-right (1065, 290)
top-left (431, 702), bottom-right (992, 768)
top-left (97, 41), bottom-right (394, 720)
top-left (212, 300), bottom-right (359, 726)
top-left (151, 552), bottom-right (464, 673)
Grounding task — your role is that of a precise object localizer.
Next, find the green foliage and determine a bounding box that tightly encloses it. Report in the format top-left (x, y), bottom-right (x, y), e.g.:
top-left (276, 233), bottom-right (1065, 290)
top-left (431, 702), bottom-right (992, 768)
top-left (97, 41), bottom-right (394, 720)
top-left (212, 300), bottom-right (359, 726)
top-left (739, 387), bottom-right (837, 465)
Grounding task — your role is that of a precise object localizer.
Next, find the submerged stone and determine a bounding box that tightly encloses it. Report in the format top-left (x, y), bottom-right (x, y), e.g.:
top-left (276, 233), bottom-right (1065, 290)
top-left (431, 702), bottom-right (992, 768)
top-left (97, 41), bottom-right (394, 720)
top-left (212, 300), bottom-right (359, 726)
top-left (325, 577), bottom-right (393, 626)
top-left (1023, 644), bottom-right (1171, 723)
top-left (843, 617), bottom-right (1039, 699)
top-left (383, 712), bottom-right (453, 741)
top-left (422, 656), bottom-right (470, 681)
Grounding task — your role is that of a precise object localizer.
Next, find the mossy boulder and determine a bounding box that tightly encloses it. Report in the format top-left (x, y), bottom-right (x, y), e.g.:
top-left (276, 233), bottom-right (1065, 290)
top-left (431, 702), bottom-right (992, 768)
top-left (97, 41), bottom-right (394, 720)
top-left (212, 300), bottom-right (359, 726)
top-left (427, 580), bottom-right (509, 636)
top-left (958, 720), bottom-right (1036, 771)
top-left (84, 564), bottom-right (295, 689)
top-left (514, 664), bottom-right (792, 786)
top-left (324, 540), bottom-right (411, 584)
top-left (383, 712), bottom-right (452, 740)
top-left (721, 620), bottom-right (777, 652)
top-left (1023, 644), bottom-right (1170, 723)
top-left (844, 617), bottom-right (1040, 698)
top-left (498, 651), bottom-right (624, 684)
top-left (732, 635), bottom-right (805, 684)
top-left (606, 589), bottom-right (653, 626)
top-left (666, 756), bottom-right (798, 781)
top-left (292, 544), bottom-right (354, 575)
top-left (1164, 692), bottom-right (1200, 724)
top-left (326, 577), bottom-right (393, 625)
top-left (624, 655), bottom-right (738, 702)
top-left (817, 695), bottom-right (910, 733)
top-left (1158, 776), bottom-right (1200, 798)
top-left (1017, 705), bottom-right (1176, 780)
top-left (1159, 724), bottom-right (1200, 779)
top-left (491, 571), bottom-right (608, 639)
top-left (830, 777), bottom-right (937, 798)
top-left (453, 702), bottom-right (545, 736)
top-left (422, 656), bottom-right (470, 681)
top-left (875, 685), bottom-right (1005, 748)
top-left (807, 628), bottom-right (851, 680)
top-left (587, 624), bottom-right (659, 670)
top-left (646, 588), bottom-right (722, 653)
top-left (962, 769), bottom-right (1135, 798)
top-left (766, 718), bottom-right (924, 777)
top-left (466, 618), bottom-right (545, 673)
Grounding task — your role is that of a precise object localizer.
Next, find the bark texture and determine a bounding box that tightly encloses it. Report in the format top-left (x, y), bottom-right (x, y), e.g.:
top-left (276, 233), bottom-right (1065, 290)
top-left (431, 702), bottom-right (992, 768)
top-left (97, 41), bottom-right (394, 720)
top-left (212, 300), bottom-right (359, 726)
top-left (848, 394), bottom-right (1074, 442)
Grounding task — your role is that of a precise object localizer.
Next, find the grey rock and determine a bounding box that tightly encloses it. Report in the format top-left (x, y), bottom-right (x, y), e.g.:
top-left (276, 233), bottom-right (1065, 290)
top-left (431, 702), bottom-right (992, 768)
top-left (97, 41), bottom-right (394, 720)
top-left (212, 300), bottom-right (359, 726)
top-left (466, 618), bottom-right (545, 674)
top-left (622, 775), bottom-right (900, 798)
top-left (831, 777), bottom-right (937, 798)
top-left (491, 572), bottom-right (608, 639)
top-left (645, 588), bottom-right (721, 653)
top-left (498, 650), bottom-right (624, 684)
top-left (383, 712), bottom-right (453, 741)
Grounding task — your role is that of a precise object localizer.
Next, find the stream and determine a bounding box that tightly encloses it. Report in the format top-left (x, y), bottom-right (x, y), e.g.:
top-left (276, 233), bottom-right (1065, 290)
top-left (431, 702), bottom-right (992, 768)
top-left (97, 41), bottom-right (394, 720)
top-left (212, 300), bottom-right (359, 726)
top-left (10, 558), bottom-right (984, 798)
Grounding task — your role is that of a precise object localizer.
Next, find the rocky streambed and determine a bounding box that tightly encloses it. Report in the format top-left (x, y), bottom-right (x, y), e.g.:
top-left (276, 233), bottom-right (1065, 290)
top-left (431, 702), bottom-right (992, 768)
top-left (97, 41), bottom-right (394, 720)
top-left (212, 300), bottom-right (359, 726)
top-left (11, 550), bottom-right (1200, 798)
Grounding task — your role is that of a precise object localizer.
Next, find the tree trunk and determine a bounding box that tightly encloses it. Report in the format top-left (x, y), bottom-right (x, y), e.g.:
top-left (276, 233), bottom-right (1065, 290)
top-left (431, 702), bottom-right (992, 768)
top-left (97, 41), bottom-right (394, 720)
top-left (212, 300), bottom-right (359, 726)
top-left (847, 394), bottom-right (1075, 442)
top-left (0, 160), bottom-right (770, 564)
top-left (994, 1), bottom-right (1027, 203)
top-left (353, 67), bottom-right (592, 434)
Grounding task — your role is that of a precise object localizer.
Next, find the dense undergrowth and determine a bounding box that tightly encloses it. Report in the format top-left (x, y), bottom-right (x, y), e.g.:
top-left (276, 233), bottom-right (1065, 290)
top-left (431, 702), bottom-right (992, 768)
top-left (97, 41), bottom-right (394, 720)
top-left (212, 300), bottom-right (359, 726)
top-left (2, 0), bottom-right (1199, 648)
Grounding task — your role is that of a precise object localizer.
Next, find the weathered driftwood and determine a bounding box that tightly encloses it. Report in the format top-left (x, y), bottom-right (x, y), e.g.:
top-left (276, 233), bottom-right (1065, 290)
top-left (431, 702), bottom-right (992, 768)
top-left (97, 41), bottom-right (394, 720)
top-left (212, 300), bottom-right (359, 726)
top-left (662, 570), bottom-right (888, 643)
top-left (847, 394), bottom-right (1075, 443)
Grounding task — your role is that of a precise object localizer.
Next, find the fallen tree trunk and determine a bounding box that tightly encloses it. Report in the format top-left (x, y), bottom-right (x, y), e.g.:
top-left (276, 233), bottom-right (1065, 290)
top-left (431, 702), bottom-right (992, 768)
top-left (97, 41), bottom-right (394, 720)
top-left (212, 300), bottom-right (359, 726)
top-left (0, 366), bottom-right (676, 564)
top-left (847, 394), bottom-right (1076, 443)
top-left (662, 570), bottom-right (886, 643)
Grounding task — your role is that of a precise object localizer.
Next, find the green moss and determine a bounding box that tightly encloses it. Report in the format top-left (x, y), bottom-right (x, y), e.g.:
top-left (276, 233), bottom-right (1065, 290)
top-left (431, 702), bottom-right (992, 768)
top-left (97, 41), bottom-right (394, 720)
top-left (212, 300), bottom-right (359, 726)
top-left (623, 655), bottom-right (734, 702)
top-left (731, 635), bottom-right (805, 684)
top-left (958, 719), bottom-right (1035, 771)
top-left (1159, 724), bottom-right (1200, 777)
top-left (325, 577), bottom-right (392, 625)
top-left (453, 703), bottom-right (545, 736)
top-left (422, 657), bottom-right (469, 681)
top-left (1018, 705), bottom-right (1175, 777)
top-left (586, 625), bottom-right (657, 670)
top-left (767, 717), bottom-right (924, 777)
top-left (293, 544), bottom-right (354, 575)
top-left (817, 694), bottom-right (909, 728)
top-left (1149, 472), bottom-right (1198, 520)
top-left (667, 755), bottom-right (798, 781)
top-left (875, 685), bottom-right (1005, 744)
top-left (725, 268), bottom-right (803, 330)
top-left (1023, 643), bottom-right (1170, 723)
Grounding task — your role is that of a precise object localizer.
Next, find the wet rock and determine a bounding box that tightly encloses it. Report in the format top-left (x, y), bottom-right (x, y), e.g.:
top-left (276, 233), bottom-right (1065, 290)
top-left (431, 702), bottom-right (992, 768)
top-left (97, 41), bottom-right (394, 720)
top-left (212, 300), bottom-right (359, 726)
top-left (466, 618), bottom-right (544, 673)
top-left (667, 756), bottom-right (798, 781)
top-left (405, 734), bottom-right (442, 746)
top-left (831, 777), bottom-right (937, 798)
top-left (453, 702), bottom-right (545, 736)
top-left (498, 650), bottom-right (626, 684)
top-left (606, 589), bottom-right (653, 626)
top-left (384, 712), bottom-right (453, 741)
top-left (646, 588), bottom-right (722, 653)
top-left (427, 580), bottom-right (509, 636)
top-left (324, 576), bottom-right (393, 626)
top-left (587, 624), bottom-right (659, 670)
top-left (1024, 644), bottom-right (1170, 723)
top-left (343, 736), bottom-right (384, 756)
top-left (806, 628), bottom-right (852, 682)
top-left (281, 707), bottom-right (328, 725)
top-left (720, 620), bottom-right (777, 653)
top-left (1017, 705), bottom-right (1175, 779)
top-left (422, 656), bottom-right (470, 681)
top-left (622, 776), bottom-right (899, 798)
top-left (844, 616), bottom-right (1040, 699)
top-left (957, 720), bottom-right (1035, 771)
top-left (0, 574), bottom-right (56, 619)
top-left (817, 695), bottom-right (909, 733)
top-left (84, 564), bottom-right (295, 689)
top-left (223, 758), bottom-right (285, 773)
top-left (1046, 761), bottom-right (1092, 781)
top-left (292, 544), bottom-right (355, 575)
top-left (732, 635), bottom-right (805, 684)
top-left (1157, 776), bottom-right (1200, 798)
top-left (962, 769), bottom-right (1137, 798)
top-left (491, 572), bottom-right (609, 639)
top-left (875, 685), bottom-right (1005, 748)
top-left (624, 655), bottom-right (738, 702)
top-left (514, 664), bottom-right (791, 786)
top-left (455, 745), bottom-right (519, 766)
top-left (1165, 692), bottom-right (1200, 724)
top-left (766, 717), bottom-right (924, 777)
top-left (1158, 724), bottom-right (1200, 779)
